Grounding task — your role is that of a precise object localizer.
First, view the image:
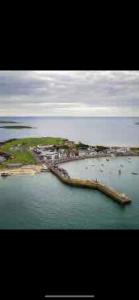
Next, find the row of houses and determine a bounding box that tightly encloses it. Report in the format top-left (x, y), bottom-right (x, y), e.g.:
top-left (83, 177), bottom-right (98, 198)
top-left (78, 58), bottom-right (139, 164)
top-left (34, 145), bottom-right (79, 161)
top-left (33, 144), bottom-right (132, 163)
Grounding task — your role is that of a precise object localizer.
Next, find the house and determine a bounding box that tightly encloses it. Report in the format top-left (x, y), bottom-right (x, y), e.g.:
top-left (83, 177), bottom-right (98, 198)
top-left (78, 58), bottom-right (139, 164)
top-left (7, 163), bottom-right (23, 168)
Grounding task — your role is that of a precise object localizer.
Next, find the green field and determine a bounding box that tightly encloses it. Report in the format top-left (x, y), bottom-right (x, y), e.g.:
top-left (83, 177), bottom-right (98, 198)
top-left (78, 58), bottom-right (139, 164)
top-left (1, 137), bottom-right (67, 151)
top-left (0, 137), bottom-right (68, 168)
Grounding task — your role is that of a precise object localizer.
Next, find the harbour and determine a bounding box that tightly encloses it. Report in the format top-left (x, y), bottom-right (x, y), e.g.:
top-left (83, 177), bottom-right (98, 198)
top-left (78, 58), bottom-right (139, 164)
top-left (0, 116), bottom-right (139, 229)
top-left (0, 156), bottom-right (139, 229)
top-left (46, 162), bottom-right (131, 205)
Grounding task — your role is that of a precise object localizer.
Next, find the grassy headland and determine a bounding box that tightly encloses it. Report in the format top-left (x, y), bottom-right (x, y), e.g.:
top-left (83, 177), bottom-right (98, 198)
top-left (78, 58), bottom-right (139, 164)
top-left (0, 137), bottom-right (68, 168)
top-left (1, 136), bottom-right (139, 171)
top-left (1, 137), bottom-right (67, 151)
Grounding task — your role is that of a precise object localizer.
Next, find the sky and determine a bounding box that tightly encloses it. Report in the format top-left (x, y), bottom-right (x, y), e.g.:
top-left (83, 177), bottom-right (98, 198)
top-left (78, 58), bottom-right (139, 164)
top-left (0, 70), bottom-right (139, 117)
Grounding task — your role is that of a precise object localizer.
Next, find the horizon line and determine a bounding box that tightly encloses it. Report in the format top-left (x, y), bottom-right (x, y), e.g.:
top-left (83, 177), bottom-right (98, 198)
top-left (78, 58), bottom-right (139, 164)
top-left (0, 115), bottom-right (139, 118)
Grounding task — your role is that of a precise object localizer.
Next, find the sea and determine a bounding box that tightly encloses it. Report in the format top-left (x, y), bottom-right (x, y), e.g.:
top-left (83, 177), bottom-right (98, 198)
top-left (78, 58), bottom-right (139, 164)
top-left (0, 116), bottom-right (139, 229)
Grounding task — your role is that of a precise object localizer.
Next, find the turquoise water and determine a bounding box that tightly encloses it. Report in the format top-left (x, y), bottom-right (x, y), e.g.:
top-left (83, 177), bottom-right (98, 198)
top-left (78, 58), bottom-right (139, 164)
top-left (0, 157), bottom-right (139, 229)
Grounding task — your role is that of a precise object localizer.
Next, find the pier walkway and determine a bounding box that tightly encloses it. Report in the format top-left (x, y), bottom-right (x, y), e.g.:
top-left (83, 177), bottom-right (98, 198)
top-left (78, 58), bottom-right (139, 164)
top-left (46, 162), bottom-right (132, 205)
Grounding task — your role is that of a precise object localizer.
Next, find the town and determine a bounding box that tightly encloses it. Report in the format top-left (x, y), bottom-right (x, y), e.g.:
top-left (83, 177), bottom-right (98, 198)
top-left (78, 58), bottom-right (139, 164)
top-left (33, 143), bottom-right (138, 166)
top-left (0, 137), bottom-right (136, 204)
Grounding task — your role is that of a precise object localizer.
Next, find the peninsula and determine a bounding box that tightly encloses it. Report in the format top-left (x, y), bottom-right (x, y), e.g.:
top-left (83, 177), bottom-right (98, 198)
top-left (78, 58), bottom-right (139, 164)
top-left (0, 136), bottom-right (138, 205)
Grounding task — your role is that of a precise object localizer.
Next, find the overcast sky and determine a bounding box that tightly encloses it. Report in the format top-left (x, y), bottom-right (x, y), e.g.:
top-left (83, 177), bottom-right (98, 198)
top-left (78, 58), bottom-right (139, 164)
top-left (0, 71), bottom-right (139, 117)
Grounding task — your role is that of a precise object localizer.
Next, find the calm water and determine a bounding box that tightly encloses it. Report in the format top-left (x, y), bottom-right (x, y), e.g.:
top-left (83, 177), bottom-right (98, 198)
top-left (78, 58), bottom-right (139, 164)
top-left (0, 116), bottom-right (139, 146)
top-left (0, 117), bottom-right (139, 229)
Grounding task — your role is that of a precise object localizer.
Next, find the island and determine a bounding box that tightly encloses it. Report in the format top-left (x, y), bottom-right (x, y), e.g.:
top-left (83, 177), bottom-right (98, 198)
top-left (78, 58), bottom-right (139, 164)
top-left (0, 136), bottom-right (138, 205)
top-left (0, 125), bottom-right (33, 129)
top-left (0, 120), bottom-right (18, 123)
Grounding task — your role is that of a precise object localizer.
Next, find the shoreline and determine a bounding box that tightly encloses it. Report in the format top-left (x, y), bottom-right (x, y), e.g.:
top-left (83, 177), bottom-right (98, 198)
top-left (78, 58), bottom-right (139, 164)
top-left (0, 164), bottom-right (46, 176)
top-left (0, 154), bottom-right (138, 177)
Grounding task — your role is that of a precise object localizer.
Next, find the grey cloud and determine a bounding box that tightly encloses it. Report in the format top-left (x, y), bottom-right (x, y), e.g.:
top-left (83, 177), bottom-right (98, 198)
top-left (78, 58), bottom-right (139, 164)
top-left (0, 71), bottom-right (139, 116)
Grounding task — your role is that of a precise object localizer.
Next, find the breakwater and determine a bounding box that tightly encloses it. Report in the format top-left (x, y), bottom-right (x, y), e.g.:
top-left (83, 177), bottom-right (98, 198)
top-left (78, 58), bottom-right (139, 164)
top-left (47, 163), bottom-right (132, 205)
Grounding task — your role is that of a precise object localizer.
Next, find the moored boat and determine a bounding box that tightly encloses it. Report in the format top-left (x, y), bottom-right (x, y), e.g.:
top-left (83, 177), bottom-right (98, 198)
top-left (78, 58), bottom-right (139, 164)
top-left (131, 172), bottom-right (138, 175)
top-left (1, 172), bottom-right (10, 177)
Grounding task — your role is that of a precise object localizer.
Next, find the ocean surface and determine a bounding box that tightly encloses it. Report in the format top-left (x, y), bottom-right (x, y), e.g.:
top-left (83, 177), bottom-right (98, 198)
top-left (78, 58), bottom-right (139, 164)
top-left (0, 116), bottom-right (139, 146)
top-left (0, 116), bottom-right (139, 229)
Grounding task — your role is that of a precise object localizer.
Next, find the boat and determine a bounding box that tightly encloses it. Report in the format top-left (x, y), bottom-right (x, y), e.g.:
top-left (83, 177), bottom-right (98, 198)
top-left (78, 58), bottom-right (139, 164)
top-left (118, 169), bottom-right (121, 175)
top-left (106, 158), bottom-right (109, 161)
top-left (41, 168), bottom-right (48, 172)
top-left (131, 172), bottom-right (138, 175)
top-left (1, 172), bottom-right (10, 177)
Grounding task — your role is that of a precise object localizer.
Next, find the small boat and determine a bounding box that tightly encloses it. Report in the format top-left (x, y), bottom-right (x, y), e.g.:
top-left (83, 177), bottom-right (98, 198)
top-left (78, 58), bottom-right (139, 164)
top-left (118, 169), bottom-right (121, 175)
top-left (41, 168), bottom-right (48, 172)
top-left (106, 158), bottom-right (109, 161)
top-left (131, 172), bottom-right (138, 175)
top-left (1, 172), bottom-right (10, 177)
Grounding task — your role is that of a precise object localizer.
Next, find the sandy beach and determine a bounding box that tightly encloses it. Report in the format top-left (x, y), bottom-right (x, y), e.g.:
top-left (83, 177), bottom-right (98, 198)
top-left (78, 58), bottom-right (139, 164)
top-left (0, 164), bottom-right (47, 176)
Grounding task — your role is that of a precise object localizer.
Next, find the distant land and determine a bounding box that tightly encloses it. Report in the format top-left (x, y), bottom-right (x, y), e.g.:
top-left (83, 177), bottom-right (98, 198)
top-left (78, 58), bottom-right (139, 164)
top-left (0, 125), bottom-right (33, 129)
top-left (0, 120), bottom-right (18, 123)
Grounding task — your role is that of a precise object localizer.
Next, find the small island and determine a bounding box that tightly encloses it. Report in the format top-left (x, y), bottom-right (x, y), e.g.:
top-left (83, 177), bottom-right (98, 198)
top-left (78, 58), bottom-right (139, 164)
top-left (0, 120), bottom-right (18, 123)
top-left (0, 125), bottom-right (33, 129)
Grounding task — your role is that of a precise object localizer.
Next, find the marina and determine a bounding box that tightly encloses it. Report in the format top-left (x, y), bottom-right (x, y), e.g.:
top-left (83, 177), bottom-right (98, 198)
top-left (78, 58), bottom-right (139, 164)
top-left (0, 117), bottom-right (139, 229)
top-left (0, 138), bottom-right (137, 205)
top-left (45, 161), bottom-right (131, 205)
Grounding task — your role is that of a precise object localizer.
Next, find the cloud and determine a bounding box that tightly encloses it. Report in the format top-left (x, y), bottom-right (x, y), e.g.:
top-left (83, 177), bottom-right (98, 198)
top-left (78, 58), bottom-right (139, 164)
top-left (0, 71), bottom-right (139, 116)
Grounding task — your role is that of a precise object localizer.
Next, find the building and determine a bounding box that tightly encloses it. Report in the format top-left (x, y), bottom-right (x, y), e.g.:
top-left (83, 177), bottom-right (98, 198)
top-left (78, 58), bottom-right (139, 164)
top-left (7, 163), bottom-right (23, 168)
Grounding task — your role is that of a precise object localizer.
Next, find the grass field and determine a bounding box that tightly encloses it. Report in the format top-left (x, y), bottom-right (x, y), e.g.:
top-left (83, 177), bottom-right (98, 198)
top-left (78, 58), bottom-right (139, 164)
top-left (0, 137), bottom-right (68, 168)
top-left (4, 151), bottom-right (37, 164)
top-left (0, 125), bottom-right (33, 129)
top-left (1, 137), bottom-right (67, 152)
